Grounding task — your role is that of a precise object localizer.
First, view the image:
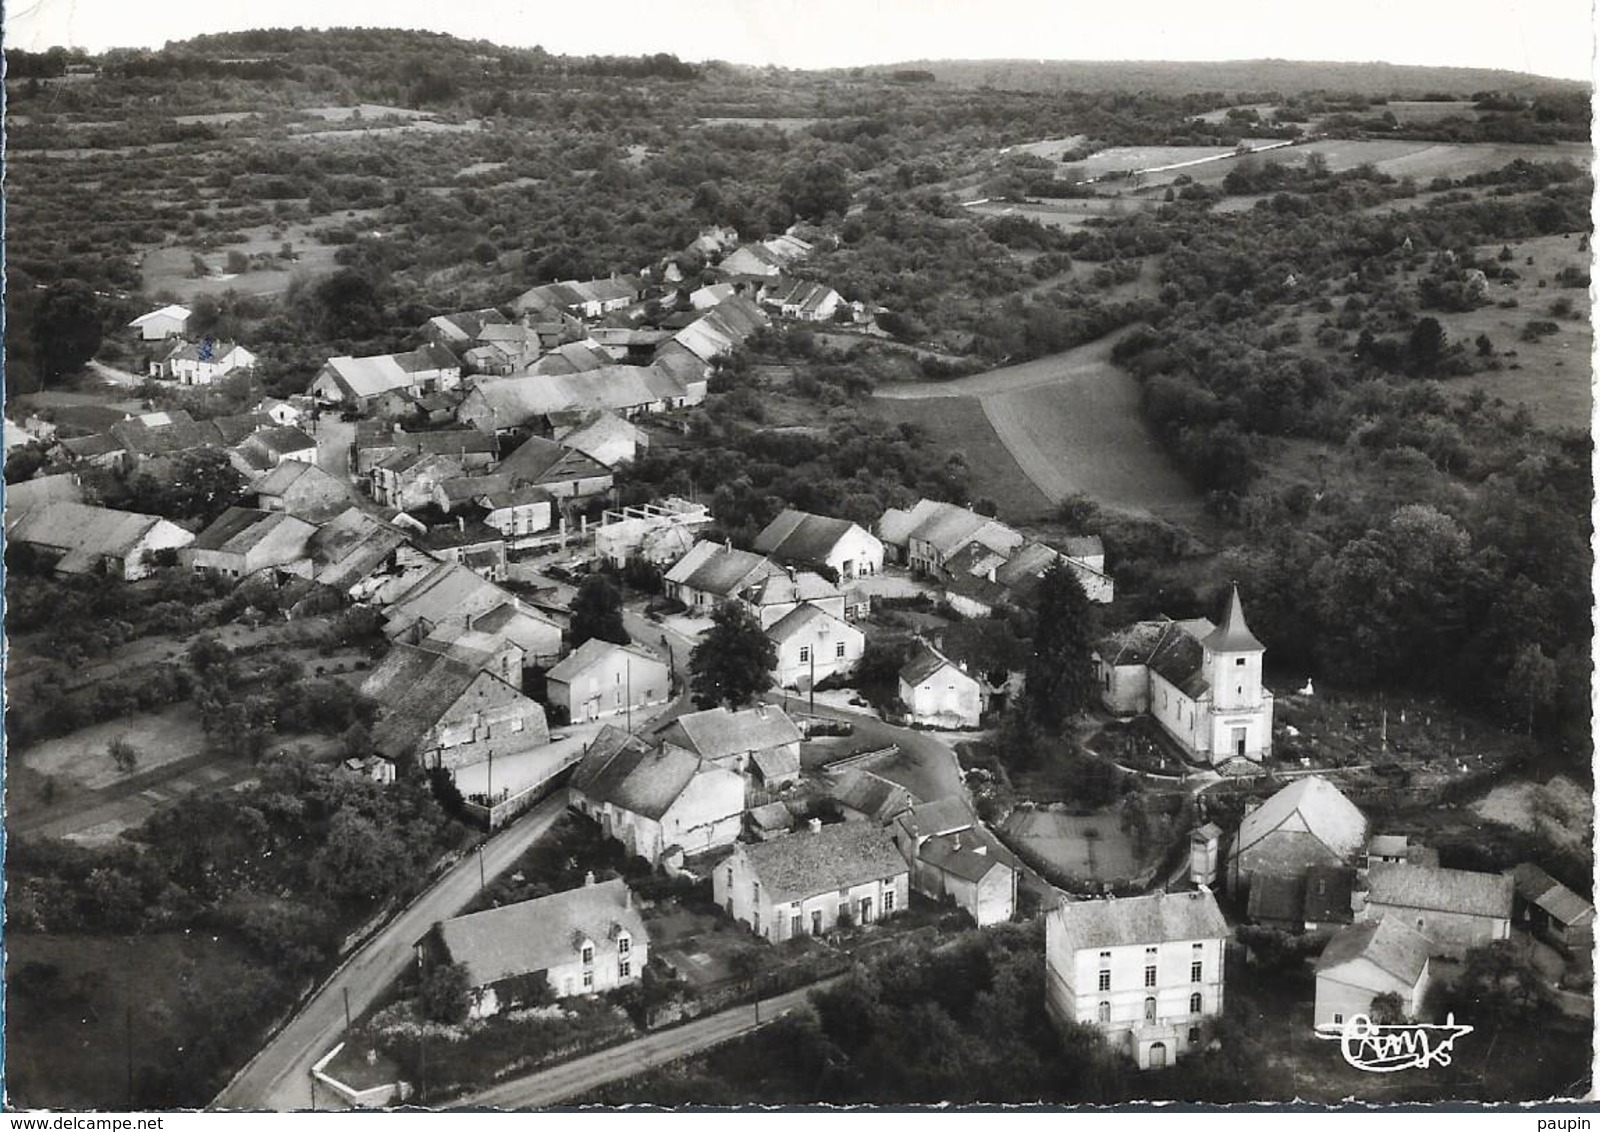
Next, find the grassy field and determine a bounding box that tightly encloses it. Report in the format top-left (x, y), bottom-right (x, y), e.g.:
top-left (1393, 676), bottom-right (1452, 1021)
top-left (20, 704), bottom-right (209, 792)
top-left (868, 396), bottom-right (1053, 521)
top-left (1002, 134), bottom-right (1090, 159)
top-left (1000, 809), bottom-right (1149, 882)
top-left (6, 931), bottom-right (264, 1110)
top-left (140, 209), bottom-right (381, 300)
top-left (965, 196), bottom-right (1161, 232)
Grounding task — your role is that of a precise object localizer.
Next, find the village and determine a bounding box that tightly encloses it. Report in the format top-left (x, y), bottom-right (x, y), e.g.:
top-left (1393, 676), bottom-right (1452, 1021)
top-left (3, 23), bottom-right (1595, 1112)
top-left (6, 206), bottom-right (1591, 1109)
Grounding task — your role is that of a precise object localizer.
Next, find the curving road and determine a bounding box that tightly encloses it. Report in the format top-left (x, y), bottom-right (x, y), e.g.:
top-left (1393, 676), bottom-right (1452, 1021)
top-left (211, 793), bottom-right (569, 1111)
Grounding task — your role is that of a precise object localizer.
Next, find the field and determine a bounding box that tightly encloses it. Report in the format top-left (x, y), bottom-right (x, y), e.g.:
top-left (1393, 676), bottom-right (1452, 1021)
top-left (1001, 135), bottom-right (1089, 159)
top-left (6, 931), bottom-right (265, 1109)
top-left (20, 704), bottom-right (210, 793)
top-left (1066, 141), bottom-right (1288, 181)
top-left (696, 117), bottom-right (818, 132)
top-left (868, 396), bottom-right (1053, 521)
top-left (140, 209), bottom-right (382, 301)
top-left (999, 809), bottom-right (1148, 882)
top-left (873, 335), bottom-right (1204, 525)
top-left (963, 196), bottom-right (1161, 232)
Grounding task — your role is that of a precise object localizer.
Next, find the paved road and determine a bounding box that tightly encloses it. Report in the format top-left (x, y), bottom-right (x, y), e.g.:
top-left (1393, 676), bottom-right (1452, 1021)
top-left (212, 793), bottom-right (569, 1111)
top-left (767, 693), bottom-right (966, 804)
top-left (453, 979), bottom-right (840, 1109)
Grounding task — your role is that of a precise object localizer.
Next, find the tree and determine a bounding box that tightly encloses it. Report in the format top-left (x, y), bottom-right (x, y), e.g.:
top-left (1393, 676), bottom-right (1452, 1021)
top-left (689, 600), bottom-right (776, 709)
top-left (1450, 940), bottom-right (1551, 1023)
top-left (30, 280), bottom-right (103, 384)
top-left (418, 961), bottom-right (472, 1024)
top-left (108, 736), bottom-right (140, 774)
top-left (1368, 991), bottom-right (1407, 1025)
top-left (309, 810), bottom-right (407, 903)
top-left (1508, 643), bottom-right (1559, 735)
top-left (570, 574), bottom-right (630, 648)
top-left (1406, 317), bottom-right (1447, 375)
top-left (1022, 561), bottom-right (1096, 734)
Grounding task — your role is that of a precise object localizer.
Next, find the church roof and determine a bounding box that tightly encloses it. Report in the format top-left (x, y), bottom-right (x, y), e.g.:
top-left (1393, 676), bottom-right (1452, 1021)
top-left (1202, 585), bottom-right (1264, 653)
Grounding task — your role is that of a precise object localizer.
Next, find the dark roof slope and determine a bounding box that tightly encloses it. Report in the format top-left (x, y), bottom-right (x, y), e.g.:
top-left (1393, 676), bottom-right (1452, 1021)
top-left (741, 821), bottom-right (907, 904)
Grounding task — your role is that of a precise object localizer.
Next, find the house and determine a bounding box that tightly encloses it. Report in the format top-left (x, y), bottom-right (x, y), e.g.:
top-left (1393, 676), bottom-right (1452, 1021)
top-left (717, 235), bottom-right (813, 279)
top-left (253, 460), bottom-right (355, 519)
top-left (361, 644), bottom-right (550, 773)
top-left (898, 641), bottom-right (985, 729)
top-left (407, 519), bottom-right (509, 583)
top-left (236, 426), bottom-right (318, 470)
top-left (1361, 863), bottom-right (1514, 958)
top-left (255, 398), bottom-right (306, 427)
top-left (1505, 863), bottom-right (1596, 956)
top-left (183, 508), bottom-right (317, 580)
top-left (568, 726), bottom-right (745, 866)
top-left (892, 797), bottom-right (1019, 926)
top-left (1246, 866), bottom-right (1355, 936)
top-left (878, 498), bottom-right (1020, 573)
top-left (714, 819), bottom-right (909, 941)
top-left (435, 876), bottom-right (647, 1018)
top-left (379, 560), bottom-right (540, 643)
top-left (424, 308), bottom-right (510, 350)
top-left (3, 472), bottom-right (84, 518)
top-left (531, 340), bottom-right (614, 377)
top-left (149, 339), bottom-right (258, 385)
top-left (767, 601), bottom-right (864, 689)
top-left (545, 639), bottom-right (671, 724)
top-left (760, 277), bottom-right (842, 323)
top-left (309, 346), bottom-right (462, 409)
top-left (553, 411), bottom-right (646, 470)
top-left (689, 282), bottom-right (737, 310)
top-left (495, 436), bottom-right (614, 503)
top-left (416, 621), bottom-right (525, 688)
top-left (656, 704), bottom-right (803, 780)
top-left (6, 501), bottom-right (194, 580)
top-left (753, 509), bottom-right (884, 581)
top-left (1314, 916), bottom-right (1433, 1028)
top-left (456, 364), bottom-right (698, 432)
top-left (477, 485), bottom-right (555, 541)
top-left (593, 498), bottom-right (713, 569)
top-left (663, 540), bottom-right (782, 610)
top-left (513, 277), bottom-right (641, 321)
top-left (669, 296), bottom-right (767, 366)
top-left (1228, 775), bottom-right (1367, 901)
top-left (830, 768), bottom-right (914, 826)
top-left (129, 304), bottom-right (191, 340)
top-left (468, 602), bottom-right (564, 666)
top-left (307, 507), bottom-right (409, 599)
top-left (1045, 889), bottom-right (1229, 1070)
top-left (1093, 587), bottom-right (1273, 769)
top-left (370, 451), bottom-right (465, 511)
top-left (738, 568), bottom-right (844, 628)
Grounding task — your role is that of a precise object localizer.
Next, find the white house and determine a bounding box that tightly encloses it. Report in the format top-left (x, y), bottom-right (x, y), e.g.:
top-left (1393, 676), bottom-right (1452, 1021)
top-left (1313, 915), bottom-right (1433, 1029)
top-left (149, 340), bottom-right (257, 385)
top-left (714, 819), bottom-right (909, 941)
top-left (663, 540), bottom-right (782, 611)
top-left (1092, 586), bottom-right (1273, 769)
top-left (6, 501), bottom-right (194, 580)
top-left (893, 797), bottom-right (1019, 927)
top-left (768, 602), bottom-right (864, 689)
top-left (129, 304), bottom-right (191, 340)
top-left (545, 639), bottom-right (671, 724)
top-left (898, 640), bottom-right (984, 729)
top-left (1045, 889), bottom-right (1229, 1070)
top-left (568, 727), bottom-right (745, 866)
top-left (435, 876), bottom-right (647, 1018)
top-left (753, 509), bottom-right (884, 581)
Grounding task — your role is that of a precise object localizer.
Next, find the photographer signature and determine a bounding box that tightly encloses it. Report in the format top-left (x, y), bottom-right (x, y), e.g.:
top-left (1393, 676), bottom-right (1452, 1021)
top-left (1312, 1013), bottom-right (1474, 1072)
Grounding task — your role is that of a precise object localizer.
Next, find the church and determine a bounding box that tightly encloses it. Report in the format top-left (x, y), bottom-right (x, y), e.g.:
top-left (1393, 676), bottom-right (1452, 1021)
top-left (1092, 586), bottom-right (1273, 769)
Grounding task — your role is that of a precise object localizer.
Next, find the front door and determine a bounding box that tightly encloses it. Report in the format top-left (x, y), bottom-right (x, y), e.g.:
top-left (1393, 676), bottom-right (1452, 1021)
top-left (859, 896), bottom-right (873, 924)
top-left (1233, 726), bottom-right (1248, 758)
top-left (811, 909), bottom-right (823, 936)
top-left (1149, 1042), bottom-right (1167, 1069)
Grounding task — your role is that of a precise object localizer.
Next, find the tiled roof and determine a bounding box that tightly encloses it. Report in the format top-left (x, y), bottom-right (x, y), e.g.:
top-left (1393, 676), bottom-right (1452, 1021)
top-left (569, 727), bottom-right (706, 821)
top-left (899, 639), bottom-right (972, 690)
top-left (656, 705), bottom-right (801, 763)
top-left (895, 797), bottom-right (976, 843)
top-left (439, 878), bottom-right (646, 988)
top-left (7, 501), bottom-right (179, 560)
top-left (742, 569), bottom-right (841, 610)
top-left (753, 509), bottom-right (865, 566)
top-left (740, 821), bottom-right (907, 905)
top-left (497, 436), bottom-right (611, 488)
top-left (1202, 586), bottom-right (1264, 653)
top-left (130, 304), bottom-right (191, 326)
top-left (663, 540), bottom-right (781, 598)
top-left (1315, 915), bottom-right (1431, 987)
top-left (190, 506), bottom-right (314, 555)
top-left (919, 827), bottom-right (1016, 883)
top-left (1147, 623), bottom-right (1209, 696)
top-left (748, 801), bottom-right (794, 832)
top-left (830, 768), bottom-right (914, 824)
top-left (361, 644), bottom-right (506, 754)
top-left (250, 425), bottom-right (317, 455)
top-left (750, 744), bottom-right (800, 782)
top-left (1506, 863), bottom-right (1594, 927)
top-left (766, 601), bottom-right (856, 645)
top-left (1235, 777), bottom-right (1368, 864)
top-left (309, 507), bottom-right (406, 589)
top-left (546, 638), bottom-right (668, 685)
top-left (4, 473), bottom-right (85, 516)
top-left (1366, 863), bottom-right (1514, 920)
top-left (321, 354), bottom-right (412, 399)
top-left (1049, 889), bottom-right (1229, 954)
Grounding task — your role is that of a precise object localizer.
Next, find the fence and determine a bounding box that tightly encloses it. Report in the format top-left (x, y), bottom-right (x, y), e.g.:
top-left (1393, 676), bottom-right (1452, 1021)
top-left (821, 744), bottom-right (899, 772)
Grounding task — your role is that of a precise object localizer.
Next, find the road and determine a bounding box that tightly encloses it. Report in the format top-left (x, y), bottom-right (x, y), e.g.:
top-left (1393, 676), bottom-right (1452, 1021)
top-left (453, 979), bottom-right (840, 1109)
top-left (766, 692), bottom-right (966, 804)
top-left (212, 793), bottom-right (569, 1111)
top-left (87, 359), bottom-right (146, 388)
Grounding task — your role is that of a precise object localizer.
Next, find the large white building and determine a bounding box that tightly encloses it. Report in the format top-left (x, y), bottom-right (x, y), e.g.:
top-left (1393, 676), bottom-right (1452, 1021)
top-left (1045, 889), bottom-right (1229, 1070)
top-left (1092, 586), bottom-right (1273, 769)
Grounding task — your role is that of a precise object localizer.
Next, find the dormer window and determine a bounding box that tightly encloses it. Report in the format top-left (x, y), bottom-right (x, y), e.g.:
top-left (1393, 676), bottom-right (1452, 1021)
top-left (581, 944), bottom-right (594, 965)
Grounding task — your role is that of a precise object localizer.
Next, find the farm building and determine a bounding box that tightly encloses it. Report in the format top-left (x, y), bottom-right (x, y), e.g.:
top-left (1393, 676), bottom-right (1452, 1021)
top-left (149, 339), bottom-right (257, 385)
top-left (183, 507), bottom-right (317, 580)
top-left (663, 540), bottom-right (782, 610)
top-left (753, 509), bottom-right (884, 581)
top-left (128, 304), bottom-right (191, 340)
top-left (893, 797), bottom-right (1019, 927)
top-left (898, 640), bottom-right (984, 729)
top-left (6, 501), bottom-right (194, 580)
top-left (1313, 916), bottom-right (1433, 1029)
top-left (1360, 863), bottom-right (1513, 958)
top-left (1227, 776), bottom-right (1367, 901)
top-left (253, 459), bottom-right (355, 519)
top-left (655, 704), bottom-right (802, 780)
top-left (1505, 862), bottom-right (1595, 956)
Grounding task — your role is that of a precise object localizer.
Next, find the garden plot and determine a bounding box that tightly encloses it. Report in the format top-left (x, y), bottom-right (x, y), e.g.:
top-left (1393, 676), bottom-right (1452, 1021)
top-left (1000, 809), bottom-right (1146, 883)
top-left (21, 705), bottom-right (209, 792)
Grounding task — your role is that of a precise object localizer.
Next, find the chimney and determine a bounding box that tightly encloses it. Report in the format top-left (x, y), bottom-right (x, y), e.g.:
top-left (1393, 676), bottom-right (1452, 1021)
top-left (584, 870), bottom-right (596, 887)
top-left (808, 818), bottom-right (822, 834)
top-left (952, 832), bottom-right (961, 851)
top-left (786, 564), bottom-right (796, 582)
top-left (458, 515), bottom-right (465, 533)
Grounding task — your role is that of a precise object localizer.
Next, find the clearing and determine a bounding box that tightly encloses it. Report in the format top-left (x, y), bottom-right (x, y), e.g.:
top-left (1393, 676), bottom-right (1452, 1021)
top-left (19, 704), bottom-right (209, 793)
top-left (873, 335), bottom-right (1204, 525)
top-left (869, 396), bottom-right (1053, 521)
top-left (999, 809), bottom-right (1151, 883)
top-left (139, 209), bottom-right (382, 301)
top-left (1472, 776), bottom-right (1592, 859)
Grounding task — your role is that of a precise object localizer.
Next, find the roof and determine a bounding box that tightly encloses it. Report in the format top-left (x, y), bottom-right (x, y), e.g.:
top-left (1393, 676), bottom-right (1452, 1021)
top-left (555, 412), bottom-right (644, 468)
top-left (664, 540), bottom-right (782, 597)
top-left (478, 483), bottom-right (553, 510)
top-left (896, 797), bottom-right (977, 843)
top-left (310, 507), bottom-right (406, 589)
top-left (319, 354), bottom-right (413, 399)
top-left (748, 801), bottom-right (794, 832)
top-left (1234, 776), bottom-right (1368, 864)
top-left (919, 827), bottom-right (1017, 883)
top-left (1094, 617), bottom-right (1216, 668)
top-left (428, 308), bottom-right (509, 343)
top-left (130, 304), bottom-right (190, 326)
top-left (497, 435), bottom-right (611, 488)
top-left (464, 364), bottom-right (687, 427)
top-left (899, 640), bottom-right (974, 690)
top-left (830, 768), bottom-right (914, 824)
top-left (1147, 620), bottom-right (1210, 697)
top-left (742, 569), bottom-right (841, 610)
top-left (249, 426), bottom-right (317, 455)
top-left (657, 705), bottom-right (801, 762)
top-left (395, 343), bottom-right (461, 374)
top-left (532, 342), bottom-right (613, 376)
top-left (569, 726), bottom-right (710, 821)
top-left (1368, 835), bottom-right (1411, 858)
top-left (111, 416), bottom-right (223, 457)
top-left (753, 509), bottom-right (869, 566)
top-left (546, 638), bottom-right (668, 685)
top-left (1366, 863), bottom-right (1515, 920)
top-left (739, 821), bottom-right (908, 905)
top-left (1201, 585), bottom-right (1264, 653)
top-left (671, 296), bottom-right (767, 362)
top-left (190, 506), bottom-right (315, 556)
top-left (1049, 889), bottom-right (1229, 954)
top-left (7, 501), bottom-right (179, 561)
top-left (439, 878), bottom-right (646, 988)
top-left (255, 459), bottom-right (347, 502)
top-left (4, 473), bottom-right (85, 516)
top-left (766, 601), bottom-right (856, 645)
top-left (416, 622), bottom-right (520, 668)
top-left (362, 644), bottom-right (529, 754)
top-left (1315, 915), bottom-right (1432, 988)
top-left (1506, 863), bottom-right (1595, 927)
top-left (750, 745), bottom-right (800, 782)
top-left (382, 560), bottom-right (520, 638)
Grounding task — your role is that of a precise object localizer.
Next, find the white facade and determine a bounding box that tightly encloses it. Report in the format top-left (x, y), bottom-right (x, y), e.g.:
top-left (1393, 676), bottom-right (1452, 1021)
top-left (771, 610), bottom-right (863, 689)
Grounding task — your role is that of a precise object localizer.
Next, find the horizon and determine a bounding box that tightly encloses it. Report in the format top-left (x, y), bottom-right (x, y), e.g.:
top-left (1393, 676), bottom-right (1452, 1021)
top-left (6, 0), bottom-right (1594, 84)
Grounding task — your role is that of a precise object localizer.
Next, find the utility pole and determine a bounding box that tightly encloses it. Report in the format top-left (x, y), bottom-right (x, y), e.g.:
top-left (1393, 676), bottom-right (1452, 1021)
top-left (126, 1003), bottom-right (134, 1108)
top-left (344, 986), bottom-right (352, 1036)
top-left (626, 656), bottom-right (633, 735)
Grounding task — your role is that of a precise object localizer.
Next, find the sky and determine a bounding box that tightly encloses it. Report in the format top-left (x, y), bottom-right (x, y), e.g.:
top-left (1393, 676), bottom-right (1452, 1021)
top-left (5, 0), bottom-right (1595, 82)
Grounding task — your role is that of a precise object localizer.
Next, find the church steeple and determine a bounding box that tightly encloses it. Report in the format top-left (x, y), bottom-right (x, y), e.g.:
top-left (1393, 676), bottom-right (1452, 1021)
top-left (1202, 585), bottom-right (1263, 654)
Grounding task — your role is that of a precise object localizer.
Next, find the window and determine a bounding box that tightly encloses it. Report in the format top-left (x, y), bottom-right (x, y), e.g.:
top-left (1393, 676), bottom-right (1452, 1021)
top-left (799, 646), bottom-right (811, 663)
top-left (618, 937), bottom-right (631, 957)
top-left (1190, 992), bottom-right (1202, 1014)
top-left (1097, 970), bottom-right (1111, 992)
top-left (1191, 961), bottom-right (1203, 982)
top-left (1188, 1027), bottom-right (1200, 1046)
top-left (583, 970), bottom-right (594, 990)
top-left (883, 889), bottom-right (895, 914)
top-left (1098, 950), bottom-right (1112, 967)
top-left (1145, 965), bottom-right (1157, 988)
top-left (581, 945), bottom-right (594, 965)
top-left (1236, 657), bottom-right (1246, 666)
top-left (1144, 997), bottom-right (1157, 1023)
top-left (791, 914), bottom-right (802, 937)
top-left (1097, 1001), bottom-right (1111, 1023)
top-left (836, 640), bottom-right (846, 658)
top-left (620, 958), bottom-right (631, 978)
top-left (1333, 1013), bottom-right (1343, 1025)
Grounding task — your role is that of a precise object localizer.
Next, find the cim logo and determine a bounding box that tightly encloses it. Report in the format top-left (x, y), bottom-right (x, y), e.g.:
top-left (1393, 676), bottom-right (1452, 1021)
top-left (1312, 1013), bottom-right (1474, 1072)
